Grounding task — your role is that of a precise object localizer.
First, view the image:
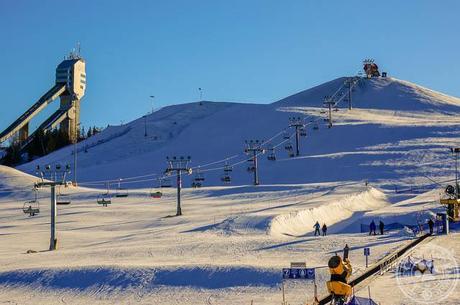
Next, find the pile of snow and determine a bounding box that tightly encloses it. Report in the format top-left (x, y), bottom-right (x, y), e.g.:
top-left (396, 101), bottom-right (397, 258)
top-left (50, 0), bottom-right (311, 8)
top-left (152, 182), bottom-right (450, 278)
top-left (269, 187), bottom-right (388, 237)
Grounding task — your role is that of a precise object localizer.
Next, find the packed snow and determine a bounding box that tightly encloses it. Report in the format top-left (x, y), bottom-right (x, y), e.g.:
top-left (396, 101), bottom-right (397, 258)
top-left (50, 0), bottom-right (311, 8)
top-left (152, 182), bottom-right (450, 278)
top-left (1, 76), bottom-right (460, 304)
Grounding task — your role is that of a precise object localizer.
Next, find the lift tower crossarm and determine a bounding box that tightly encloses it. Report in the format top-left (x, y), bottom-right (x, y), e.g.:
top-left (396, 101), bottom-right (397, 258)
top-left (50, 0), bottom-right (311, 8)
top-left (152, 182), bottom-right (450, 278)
top-left (0, 84), bottom-right (66, 143)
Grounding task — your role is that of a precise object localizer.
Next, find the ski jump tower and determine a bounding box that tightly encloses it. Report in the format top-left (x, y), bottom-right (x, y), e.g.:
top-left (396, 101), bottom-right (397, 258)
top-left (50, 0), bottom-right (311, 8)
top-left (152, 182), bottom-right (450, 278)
top-left (0, 52), bottom-right (86, 148)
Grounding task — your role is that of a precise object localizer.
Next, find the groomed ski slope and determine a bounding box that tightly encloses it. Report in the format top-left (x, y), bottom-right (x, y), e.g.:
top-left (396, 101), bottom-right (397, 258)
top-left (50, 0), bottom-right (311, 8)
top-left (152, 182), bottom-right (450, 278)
top-left (1, 164), bottom-right (458, 305)
top-left (1, 75), bottom-right (460, 304)
top-left (16, 76), bottom-right (460, 191)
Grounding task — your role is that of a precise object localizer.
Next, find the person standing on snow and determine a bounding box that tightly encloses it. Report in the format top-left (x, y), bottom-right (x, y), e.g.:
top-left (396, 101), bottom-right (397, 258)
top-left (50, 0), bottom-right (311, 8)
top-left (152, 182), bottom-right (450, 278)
top-left (379, 220), bottom-right (385, 235)
top-left (322, 223), bottom-right (328, 236)
top-left (313, 221), bottom-right (321, 236)
top-left (428, 218), bottom-right (434, 234)
top-left (369, 220), bottom-right (376, 235)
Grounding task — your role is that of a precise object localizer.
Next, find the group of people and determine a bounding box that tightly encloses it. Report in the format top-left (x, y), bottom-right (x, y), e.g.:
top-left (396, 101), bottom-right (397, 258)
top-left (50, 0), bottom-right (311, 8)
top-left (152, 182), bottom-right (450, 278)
top-left (369, 218), bottom-right (436, 235)
top-left (313, 221), bottom-right (327, 236)
top-left (369, 220), bottom-right (385, 235)
top-left (312, 218), bottom-right (436, 237)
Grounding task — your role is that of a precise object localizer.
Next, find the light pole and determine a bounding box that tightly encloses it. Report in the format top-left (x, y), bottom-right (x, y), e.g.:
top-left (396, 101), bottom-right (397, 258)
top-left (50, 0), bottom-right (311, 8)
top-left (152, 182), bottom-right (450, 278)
top-left (144, 116), bottom-right (148, 137)
top-left (198, 88), bottom-right (203, 101)
top-left (73, 105), bottom-right (78, 186)
top-left (149, 95), bottom-right (155, 114)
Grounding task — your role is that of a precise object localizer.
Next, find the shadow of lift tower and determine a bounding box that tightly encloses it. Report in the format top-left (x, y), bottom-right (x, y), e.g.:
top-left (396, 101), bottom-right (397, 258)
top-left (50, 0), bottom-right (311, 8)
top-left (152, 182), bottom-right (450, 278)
top-left (0, 51), bottom-right (86, 152)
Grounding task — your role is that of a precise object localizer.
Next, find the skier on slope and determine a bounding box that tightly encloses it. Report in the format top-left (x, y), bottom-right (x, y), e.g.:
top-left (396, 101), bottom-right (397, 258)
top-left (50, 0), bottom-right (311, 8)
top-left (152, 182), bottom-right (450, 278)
top-left (379, 220), bottom-right (385, 235)
top-left (428, 218), bottom-right (434, 234)
top-left (322, 223), bottom-right (328, 236)
top-left (313, 221), bottom-right (321, 236)
top-left (369, 220), bottom-right (376, 235)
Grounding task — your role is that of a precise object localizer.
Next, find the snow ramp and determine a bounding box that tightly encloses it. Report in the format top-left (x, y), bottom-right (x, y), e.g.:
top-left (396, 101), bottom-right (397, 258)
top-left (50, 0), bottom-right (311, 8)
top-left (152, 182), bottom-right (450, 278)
top-left (269, 187), bottom-right (388, 237)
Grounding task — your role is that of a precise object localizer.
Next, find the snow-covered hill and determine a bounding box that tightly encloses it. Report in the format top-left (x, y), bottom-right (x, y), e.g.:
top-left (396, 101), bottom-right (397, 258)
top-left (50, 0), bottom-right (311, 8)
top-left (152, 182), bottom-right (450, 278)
top-left (17, 76), bottom-right (460, 192)
top-left (2, 76), bottom-right (460, 305)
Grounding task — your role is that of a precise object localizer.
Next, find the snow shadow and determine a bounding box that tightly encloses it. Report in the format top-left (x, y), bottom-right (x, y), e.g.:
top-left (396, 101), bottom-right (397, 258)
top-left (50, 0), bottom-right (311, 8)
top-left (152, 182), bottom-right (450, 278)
top-left (182, 215), bottom-right (272, 234)
top-left (0, 266), bottom-right (281, 291)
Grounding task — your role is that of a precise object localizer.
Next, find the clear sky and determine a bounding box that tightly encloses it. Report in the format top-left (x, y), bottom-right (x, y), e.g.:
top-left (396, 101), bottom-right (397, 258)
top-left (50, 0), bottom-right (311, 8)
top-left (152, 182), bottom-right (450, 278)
top-left (1, 0), bottom-right (459, 131)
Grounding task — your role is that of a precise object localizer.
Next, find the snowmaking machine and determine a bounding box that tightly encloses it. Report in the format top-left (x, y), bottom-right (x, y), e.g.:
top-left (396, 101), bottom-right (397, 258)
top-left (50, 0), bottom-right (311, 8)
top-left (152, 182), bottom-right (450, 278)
top-left (326, 245), bottom-right (353, 305)
top-left (440, 184), bottom-right (460, 222)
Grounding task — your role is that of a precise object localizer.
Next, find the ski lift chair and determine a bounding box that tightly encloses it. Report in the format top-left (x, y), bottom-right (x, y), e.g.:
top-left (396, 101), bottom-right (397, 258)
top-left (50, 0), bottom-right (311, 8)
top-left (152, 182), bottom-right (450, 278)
top-left (313, 124), bottom-right (319, 130)
top-left (23, 189), bottom-right (40, 216)
top-left (115, 188), bottom-right (129, 198)
top-left (192, 170), bottom-right (204, 188)
top-left (300, 128), bottom-right (307, 137)
top-left (193, 168), bottom-right (205, 184)
top-left (267, 147), bottom-right (276, 161)
top-left (23, 200), bottom-right (40, 216)
top-left (221, 175), bottom-right (232, 184)
top-left (285, 143), bottom-right (293, 150)
top-left (150, 190), bottom-right (163, 198)
top-left (160, 178), bottom-right (172, 188)
top-left (57, 194), bottom-right (72, 205)
top-left (56, 187), bottom-right (71, 205)
top-left (97, 194), bottom-right (112, 207)
top-left (283, 132), bottom-right (290, 140)
top-left (191, 181), bottom-right (202, 188)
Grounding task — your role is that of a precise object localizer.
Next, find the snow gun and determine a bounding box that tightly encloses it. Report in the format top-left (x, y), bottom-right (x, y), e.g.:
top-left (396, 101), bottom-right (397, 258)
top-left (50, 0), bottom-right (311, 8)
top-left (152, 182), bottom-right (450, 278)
top-left (326, 244), bottom-right (353, 305)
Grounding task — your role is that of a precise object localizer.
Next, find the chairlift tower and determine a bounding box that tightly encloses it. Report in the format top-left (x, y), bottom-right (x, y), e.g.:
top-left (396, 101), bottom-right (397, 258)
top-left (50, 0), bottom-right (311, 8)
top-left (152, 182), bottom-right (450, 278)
top-left (35, 164), bottom-right (71, 251)
top-left (323, 97), bottom-right (336, 128)
top-left (288, 117), bottom-right (305, 156)
top-left (244, 140), bottom-right (265, 186)
top-left (164, 156), bottom-right (192, 216)
top-left (345, 78), bottom-right (353, 110)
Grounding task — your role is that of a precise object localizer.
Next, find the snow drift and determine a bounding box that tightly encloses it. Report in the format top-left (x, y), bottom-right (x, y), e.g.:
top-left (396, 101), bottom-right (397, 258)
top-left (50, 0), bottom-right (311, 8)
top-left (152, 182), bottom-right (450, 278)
top-left (269, 187), bottom-right (388, 237)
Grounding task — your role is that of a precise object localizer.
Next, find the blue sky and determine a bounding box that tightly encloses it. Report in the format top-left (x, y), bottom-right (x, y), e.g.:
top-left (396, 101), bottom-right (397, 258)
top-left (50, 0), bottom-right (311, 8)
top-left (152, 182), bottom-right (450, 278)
top-left (0, 0), bottom-right (459, 130)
